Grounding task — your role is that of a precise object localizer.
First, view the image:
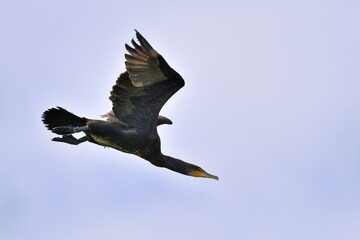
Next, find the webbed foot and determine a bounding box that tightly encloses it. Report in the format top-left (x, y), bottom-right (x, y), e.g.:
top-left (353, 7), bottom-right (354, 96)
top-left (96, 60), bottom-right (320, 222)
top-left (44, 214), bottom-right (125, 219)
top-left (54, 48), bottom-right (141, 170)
top-left (52, 135), bottom-right (88, 145)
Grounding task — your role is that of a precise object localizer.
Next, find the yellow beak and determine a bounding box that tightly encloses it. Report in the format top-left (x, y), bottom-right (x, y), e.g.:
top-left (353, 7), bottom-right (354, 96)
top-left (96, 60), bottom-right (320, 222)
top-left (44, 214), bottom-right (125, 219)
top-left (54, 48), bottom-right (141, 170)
top-left (193, 169), bottom-right (219, 180)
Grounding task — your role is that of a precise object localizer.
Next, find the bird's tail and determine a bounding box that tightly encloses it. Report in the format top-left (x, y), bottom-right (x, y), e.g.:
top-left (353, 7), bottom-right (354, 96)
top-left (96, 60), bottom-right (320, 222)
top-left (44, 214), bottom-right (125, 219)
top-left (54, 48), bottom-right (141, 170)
top-left (42, 107), bottom-right (87, 133)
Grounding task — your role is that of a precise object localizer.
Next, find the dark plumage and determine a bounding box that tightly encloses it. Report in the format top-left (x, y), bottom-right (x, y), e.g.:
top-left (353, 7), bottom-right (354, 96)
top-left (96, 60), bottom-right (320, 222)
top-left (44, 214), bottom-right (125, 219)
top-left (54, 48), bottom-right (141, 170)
top-left (42, 30), bottom-right (218, 180)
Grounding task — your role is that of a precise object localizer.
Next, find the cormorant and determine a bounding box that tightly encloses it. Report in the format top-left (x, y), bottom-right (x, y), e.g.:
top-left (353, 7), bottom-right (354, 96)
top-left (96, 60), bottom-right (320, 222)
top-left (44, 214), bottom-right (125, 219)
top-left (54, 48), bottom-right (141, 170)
top-left (42, 30), bottom-right (218, 180)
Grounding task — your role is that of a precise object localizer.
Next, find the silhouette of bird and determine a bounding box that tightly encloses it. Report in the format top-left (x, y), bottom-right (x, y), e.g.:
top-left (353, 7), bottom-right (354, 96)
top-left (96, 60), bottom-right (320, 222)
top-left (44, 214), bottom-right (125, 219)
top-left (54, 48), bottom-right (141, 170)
top-left (42, 30), bottom-right (218, 180)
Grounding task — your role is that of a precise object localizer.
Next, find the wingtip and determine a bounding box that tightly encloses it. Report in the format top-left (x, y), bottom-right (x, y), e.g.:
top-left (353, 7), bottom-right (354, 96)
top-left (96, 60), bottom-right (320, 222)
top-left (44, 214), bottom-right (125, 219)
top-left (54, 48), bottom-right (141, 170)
top-left (134, 30), bottom-right (144, 41)
top-left (132, 29), bottom-right (141, 44)
top-left (133, 30), bottom-right (145, 43)
top-left (134, 29), bottom-right (142, 39)
top-left (132, 30), bottom-right (155, 54)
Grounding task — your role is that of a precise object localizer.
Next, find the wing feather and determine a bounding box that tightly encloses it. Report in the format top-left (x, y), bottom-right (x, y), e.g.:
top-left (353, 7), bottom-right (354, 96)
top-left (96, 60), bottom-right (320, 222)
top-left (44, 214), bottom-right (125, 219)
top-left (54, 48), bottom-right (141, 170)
top-left (109, 30), bottom-right (184, 131)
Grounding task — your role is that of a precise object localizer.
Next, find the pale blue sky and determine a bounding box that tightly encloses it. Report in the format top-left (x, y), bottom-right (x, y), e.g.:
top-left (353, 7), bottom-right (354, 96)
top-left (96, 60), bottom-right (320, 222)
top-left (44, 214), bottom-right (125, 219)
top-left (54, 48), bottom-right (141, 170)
top-left (1, 0), bottom-right (360, 239)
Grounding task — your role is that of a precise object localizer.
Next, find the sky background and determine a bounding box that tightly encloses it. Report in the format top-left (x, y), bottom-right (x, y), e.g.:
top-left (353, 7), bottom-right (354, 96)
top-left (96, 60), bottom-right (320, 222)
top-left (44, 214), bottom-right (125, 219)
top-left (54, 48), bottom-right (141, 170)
top-left (1, 0), bottom-right (360, 239)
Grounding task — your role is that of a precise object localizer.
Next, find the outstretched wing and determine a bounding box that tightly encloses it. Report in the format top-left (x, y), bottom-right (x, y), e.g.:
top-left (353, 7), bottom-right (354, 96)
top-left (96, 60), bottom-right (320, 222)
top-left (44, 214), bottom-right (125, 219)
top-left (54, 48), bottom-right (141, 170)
top-left (109, 30), bottom-right (184, 131)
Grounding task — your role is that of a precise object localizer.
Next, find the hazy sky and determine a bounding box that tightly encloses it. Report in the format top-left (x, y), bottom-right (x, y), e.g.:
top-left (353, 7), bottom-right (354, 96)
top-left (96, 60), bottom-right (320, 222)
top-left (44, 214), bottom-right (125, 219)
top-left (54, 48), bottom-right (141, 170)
top-left (1, 0), bottom-right (360, 239)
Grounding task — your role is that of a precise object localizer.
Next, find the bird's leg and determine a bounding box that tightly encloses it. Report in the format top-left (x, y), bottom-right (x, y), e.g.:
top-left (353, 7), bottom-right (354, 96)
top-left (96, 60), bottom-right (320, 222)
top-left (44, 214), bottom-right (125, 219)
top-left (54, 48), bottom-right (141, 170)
top-left (52, 126), bottom-right (89, 135)
top-left (52, 135), bottom-right (88, 145)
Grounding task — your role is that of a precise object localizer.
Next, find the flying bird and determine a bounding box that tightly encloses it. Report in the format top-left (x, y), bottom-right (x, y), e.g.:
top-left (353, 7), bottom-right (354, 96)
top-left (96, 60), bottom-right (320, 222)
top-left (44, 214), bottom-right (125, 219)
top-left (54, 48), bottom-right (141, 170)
top-left (42, 30), bottom-right (218, 180)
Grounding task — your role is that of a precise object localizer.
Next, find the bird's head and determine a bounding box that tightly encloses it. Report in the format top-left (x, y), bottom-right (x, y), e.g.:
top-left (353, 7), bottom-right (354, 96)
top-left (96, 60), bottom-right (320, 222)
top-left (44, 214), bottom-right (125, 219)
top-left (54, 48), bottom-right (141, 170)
top-left (159, 155), bottom-right (219, 180)
top-left (188, 166), bottom-right (219, 180)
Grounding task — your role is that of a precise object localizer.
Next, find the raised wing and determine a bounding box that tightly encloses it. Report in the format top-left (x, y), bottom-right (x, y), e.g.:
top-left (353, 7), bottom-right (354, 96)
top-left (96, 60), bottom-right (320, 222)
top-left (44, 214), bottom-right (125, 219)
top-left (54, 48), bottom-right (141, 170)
top-left (109, 30), bottom-right (184, 131)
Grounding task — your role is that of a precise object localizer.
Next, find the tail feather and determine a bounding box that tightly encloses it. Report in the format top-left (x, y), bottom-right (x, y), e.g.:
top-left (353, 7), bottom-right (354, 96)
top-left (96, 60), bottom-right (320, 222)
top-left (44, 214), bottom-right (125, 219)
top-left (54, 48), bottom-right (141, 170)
top-left (42, 107), bottom-right (87, 130)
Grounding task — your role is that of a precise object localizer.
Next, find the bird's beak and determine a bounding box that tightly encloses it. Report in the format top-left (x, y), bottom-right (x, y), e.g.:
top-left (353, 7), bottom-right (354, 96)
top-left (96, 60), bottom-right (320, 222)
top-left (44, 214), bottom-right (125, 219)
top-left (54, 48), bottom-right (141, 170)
top-left (198, 170), bottom-right (219, 180)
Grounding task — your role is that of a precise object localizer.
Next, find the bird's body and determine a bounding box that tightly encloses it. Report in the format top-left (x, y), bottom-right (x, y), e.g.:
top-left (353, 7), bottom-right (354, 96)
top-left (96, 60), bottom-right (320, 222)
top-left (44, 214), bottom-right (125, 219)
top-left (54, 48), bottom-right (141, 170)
top-left (87, 119), bottom-right (160, 159)
top-left (42, 30), bottom-right (218, 180)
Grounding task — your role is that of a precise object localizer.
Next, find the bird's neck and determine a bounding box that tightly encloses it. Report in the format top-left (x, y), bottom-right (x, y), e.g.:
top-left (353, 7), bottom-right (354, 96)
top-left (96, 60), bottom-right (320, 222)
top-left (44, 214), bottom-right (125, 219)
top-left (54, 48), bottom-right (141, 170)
top-left (150, 154), bottom-right (190, 176)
